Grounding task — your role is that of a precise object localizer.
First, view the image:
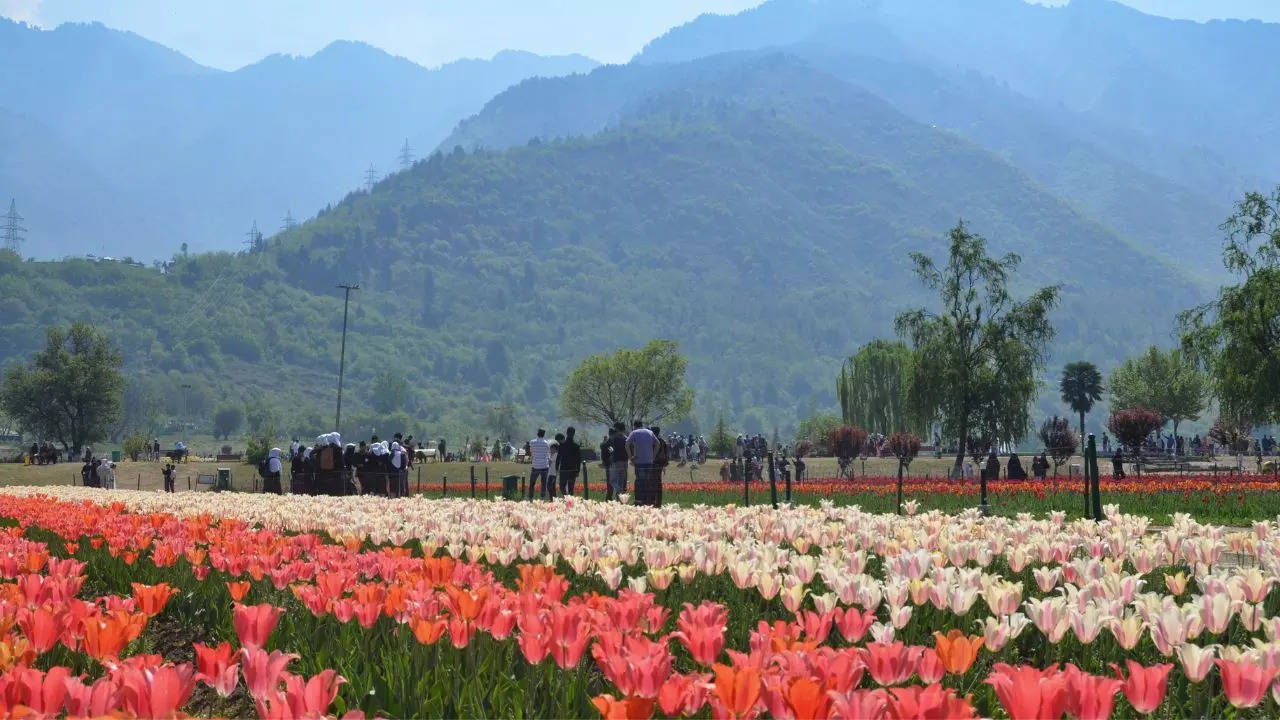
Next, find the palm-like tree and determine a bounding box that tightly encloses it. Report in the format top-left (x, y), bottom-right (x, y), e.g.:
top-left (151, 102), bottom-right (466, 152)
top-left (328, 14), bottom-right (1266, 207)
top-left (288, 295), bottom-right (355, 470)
top-left (1060, 362), bottom-right (1104, 442)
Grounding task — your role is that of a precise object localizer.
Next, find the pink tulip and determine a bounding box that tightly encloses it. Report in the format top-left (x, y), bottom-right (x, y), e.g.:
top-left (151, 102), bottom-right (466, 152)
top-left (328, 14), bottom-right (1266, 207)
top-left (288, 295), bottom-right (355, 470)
top-left (1216, 657), bottom-right (1278, 708)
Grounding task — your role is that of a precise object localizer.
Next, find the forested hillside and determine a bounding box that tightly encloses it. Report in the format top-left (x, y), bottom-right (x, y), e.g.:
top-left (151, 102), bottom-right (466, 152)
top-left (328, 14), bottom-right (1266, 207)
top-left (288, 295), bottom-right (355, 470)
top-left (0, 18), bottom-right (596, 259)
top-left (0, 55), bottom-right (1206, 441)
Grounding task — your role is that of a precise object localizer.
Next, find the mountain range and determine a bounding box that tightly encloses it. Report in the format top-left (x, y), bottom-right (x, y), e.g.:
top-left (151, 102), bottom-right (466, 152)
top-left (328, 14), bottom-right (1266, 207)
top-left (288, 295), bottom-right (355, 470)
top-left (0, 18), bottom-right (597, 259)
top-left (1, 0), bottom-right (1275, 440)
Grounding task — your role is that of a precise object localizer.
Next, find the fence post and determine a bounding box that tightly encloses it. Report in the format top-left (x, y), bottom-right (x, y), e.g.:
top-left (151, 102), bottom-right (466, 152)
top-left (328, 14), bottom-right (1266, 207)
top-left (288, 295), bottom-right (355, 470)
top-left (767, 453), bottom-right (778, 509)
top-left (470, 466), bottom-right (477, 498)
top-left (742, 458), bottom-right (749, 507)
top-left (784, 464), bottom-right (793, 504)
top-left (137, 473), bottom-right (141, 490)
top-left (187, 475), bottom-right (191, 491)
top-left (417, 467), bottom-right (422, 494)
top-left (442, 474), bottom-right (447, 497)
top-left (582, 461), bottom-right (589, 500)
top-left (484, 467), bottom-right (489, 499)
top-left (521, 474), bottom-right (527, 499)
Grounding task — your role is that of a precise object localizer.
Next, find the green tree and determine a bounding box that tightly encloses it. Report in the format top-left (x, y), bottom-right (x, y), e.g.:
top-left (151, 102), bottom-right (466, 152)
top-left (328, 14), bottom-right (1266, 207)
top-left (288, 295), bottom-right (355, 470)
top-left (212, 405), bottom-right (244, 440)
top-left (560, 339), bottom-right (693, 426)
top-left (709, 415), bottom-right (734, 456)
top-left (1180, 187), bottom-right (1280, 425)
top-left (793, 412), bottom-right (841, 454)
top-left (1059, 361), bottom-right (1103, 442)
top-left (836, 340), bottom-right (926, 435)
top-left (895, 222), bottom-right (1059, 470)
top-left (0, 323), bottom-right (124, 452)
top-left (371, 370), bottom-right (410, 415)
top-left (1108, 346), bottom-right (1207, 437)
top-left (245, 401), bottom-right (278, 435)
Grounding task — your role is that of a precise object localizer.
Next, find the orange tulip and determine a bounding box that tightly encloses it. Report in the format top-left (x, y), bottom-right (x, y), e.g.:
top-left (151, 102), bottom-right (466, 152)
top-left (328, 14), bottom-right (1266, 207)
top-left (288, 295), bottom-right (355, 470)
top-left (410, 618), bottom-right (447, 645)
top-left (786, 677), bottom-right (831, 720)
top-left (82, 614), bottom-right (133, 660)
top-left (934, 629), bottom-right (983, 675)
top-left (131, 583), bottom-right (177, 617)
top-left (226, 581), bottom-right (250, 602)
top-left (63, 542), bottom-right (79, 555)
top-left (0, 634), bottom-right (33, 670)
top-left (712, 663), bottom-right (761, 720)
top-left (591, 693), bottom-right (656, 720)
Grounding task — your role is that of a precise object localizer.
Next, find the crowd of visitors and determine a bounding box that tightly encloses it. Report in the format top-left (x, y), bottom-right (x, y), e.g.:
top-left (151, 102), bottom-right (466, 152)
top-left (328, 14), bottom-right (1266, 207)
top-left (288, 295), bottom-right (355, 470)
top-left (269, 432), bottom-right (420, 496)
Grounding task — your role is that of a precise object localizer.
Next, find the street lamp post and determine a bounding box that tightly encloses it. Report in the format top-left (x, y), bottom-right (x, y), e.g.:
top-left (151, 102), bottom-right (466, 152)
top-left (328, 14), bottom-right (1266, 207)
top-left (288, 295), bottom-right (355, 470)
top-left (180, 383), bottom-right (192, 443)
top-left (335, 284), bottom-right (360, 432)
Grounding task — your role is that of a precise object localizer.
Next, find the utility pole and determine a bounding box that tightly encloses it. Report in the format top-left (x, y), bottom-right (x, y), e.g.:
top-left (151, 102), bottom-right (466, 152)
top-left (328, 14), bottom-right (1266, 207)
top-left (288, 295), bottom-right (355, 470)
top-left (2, 200), bottom-right (26, 255)
top-left (364, 165), bottom-right (378, 191)
top-left (334, 284), bottom-right (360, 432)
top-left (398, 139), bottom-right (415, 169)
top-left (281, 210), bottom-right (297, 233)
top-left (180, 384), bottom-right (192, 443)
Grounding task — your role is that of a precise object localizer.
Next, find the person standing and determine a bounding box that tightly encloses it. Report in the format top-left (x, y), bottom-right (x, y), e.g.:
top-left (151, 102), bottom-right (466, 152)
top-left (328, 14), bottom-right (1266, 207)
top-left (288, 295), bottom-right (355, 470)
top-left (627, 421), bottom-right (657, 506)
top-left (162, 462), bottom-right (176, 493)
top-left (605, 423), bottom-right (629, 500)
top-left (642, 425), bottom-right (668, 507)
top-left (264, 448), bottom-right (282, 494)
top-left (547, 435), bottom-right (562, 499)
top-left (527, 429), bottom-right (551, 500)
top-left (557, 427), bottom-right (581, 496)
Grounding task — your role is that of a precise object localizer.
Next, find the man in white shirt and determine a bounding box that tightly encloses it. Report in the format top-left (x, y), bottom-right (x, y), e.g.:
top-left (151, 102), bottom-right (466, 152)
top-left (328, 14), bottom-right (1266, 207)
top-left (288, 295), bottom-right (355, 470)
top-left (527, 429), bottom-right (550, 500)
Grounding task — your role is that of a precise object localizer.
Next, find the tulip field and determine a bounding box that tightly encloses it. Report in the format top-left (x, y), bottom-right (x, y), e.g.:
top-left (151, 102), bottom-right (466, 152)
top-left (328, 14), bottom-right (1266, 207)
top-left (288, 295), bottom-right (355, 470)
top-left (2, 487), bottom-right (1280, 718)
top-left (659, 474), bottom-right (1280, 525)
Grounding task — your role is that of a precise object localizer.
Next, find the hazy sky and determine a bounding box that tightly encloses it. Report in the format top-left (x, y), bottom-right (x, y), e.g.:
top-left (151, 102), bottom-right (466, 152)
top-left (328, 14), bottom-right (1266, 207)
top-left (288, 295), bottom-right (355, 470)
top-left (1, 0), bottom-right (1277, 70)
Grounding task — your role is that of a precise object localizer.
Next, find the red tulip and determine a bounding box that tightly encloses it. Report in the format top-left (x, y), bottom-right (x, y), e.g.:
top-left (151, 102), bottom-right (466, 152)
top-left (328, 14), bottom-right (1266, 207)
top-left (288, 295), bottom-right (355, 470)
top-left (1063, 664), bottom-right (1122, 720)
top-left (861, 642), bottom-right (923, 687)
top-left (886, 684), bottom-right (977, 720)
top-left (116, 662), bottom-right (197, 718)
top-left (194, 641), bottom-right (239, 697)
top-left (1111, 660), bottom-right (1172, 714)
top-left (984, 663), bottom-right (1068, 720)
top-left (240, 647), bottom-right (298, 701)
top-left (675, 601), bottom-right (728, 667)
top-left (233, 602), bottom-right (282, 651)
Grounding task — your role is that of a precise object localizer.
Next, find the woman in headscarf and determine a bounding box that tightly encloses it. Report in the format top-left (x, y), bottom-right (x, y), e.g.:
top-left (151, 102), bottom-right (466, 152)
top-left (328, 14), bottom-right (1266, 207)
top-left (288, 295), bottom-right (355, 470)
top-left (389, 441), bottom-right (406, 497)
top-left (264, 448), bottom-right (283, 494)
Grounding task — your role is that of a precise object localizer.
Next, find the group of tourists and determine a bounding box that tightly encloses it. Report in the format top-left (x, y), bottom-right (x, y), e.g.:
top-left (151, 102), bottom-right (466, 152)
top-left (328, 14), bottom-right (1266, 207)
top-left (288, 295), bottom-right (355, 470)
top-left (598, 421), bottom-right (668, 507)
top-left (26, 442), bottom-right (61, 465)
top-left (79, 453), bottom-right (116, 488)
top-left (268, 432), bottom-right (417, 496)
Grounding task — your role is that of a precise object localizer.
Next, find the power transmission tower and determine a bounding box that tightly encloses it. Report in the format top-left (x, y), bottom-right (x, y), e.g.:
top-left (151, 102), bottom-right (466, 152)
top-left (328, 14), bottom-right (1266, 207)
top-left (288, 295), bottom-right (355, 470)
top-left (2, 199), bottom-right (26, 255)
top-left (364, 164), bottom-right (379, 191)
top-left (398, 139), bottom-right (415, 169)
top-left (281, 210), bottom-right (298, 233)
top-left (244, 220), bottom-right (265, 253)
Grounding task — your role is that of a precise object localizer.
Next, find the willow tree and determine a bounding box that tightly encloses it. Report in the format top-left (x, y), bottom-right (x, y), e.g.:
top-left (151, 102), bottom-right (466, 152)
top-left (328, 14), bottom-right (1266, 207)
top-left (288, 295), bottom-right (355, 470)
top-left (836, 340), bottom-right (927, 435)
top-left (1180, 187), bottom-right (1280, 426)
top-left (895, 222), bottom-right (1059, 471)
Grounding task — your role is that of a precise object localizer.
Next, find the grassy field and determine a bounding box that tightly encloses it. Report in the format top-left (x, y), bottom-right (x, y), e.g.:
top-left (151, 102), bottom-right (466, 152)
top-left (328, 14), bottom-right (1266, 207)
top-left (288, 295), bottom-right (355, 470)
top-left (4, 453), bottom-right (1277, 524)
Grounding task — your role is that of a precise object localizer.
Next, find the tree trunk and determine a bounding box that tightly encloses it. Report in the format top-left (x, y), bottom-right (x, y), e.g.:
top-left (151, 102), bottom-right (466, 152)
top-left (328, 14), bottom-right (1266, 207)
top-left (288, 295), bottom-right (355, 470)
top-left (953, 417), bottom-right (968, 473)
top-left (1078, 410), bottom-right (1086, 446)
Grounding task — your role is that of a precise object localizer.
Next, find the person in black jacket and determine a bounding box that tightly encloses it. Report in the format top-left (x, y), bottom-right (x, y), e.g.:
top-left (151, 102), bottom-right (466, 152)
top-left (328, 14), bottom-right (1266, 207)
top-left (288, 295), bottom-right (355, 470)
top-left (557, 427), bottom-right (582, 496)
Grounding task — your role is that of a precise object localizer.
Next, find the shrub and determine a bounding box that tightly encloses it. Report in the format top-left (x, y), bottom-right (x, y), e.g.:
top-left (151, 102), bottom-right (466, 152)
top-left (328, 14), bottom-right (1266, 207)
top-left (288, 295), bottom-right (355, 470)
top-left (122, 433), bottom-right (148, 462)
top-left (1037, 416), bottom-right (1078, 476)
top-left (827, 425), bottom-right (868, 460)
top-left (1107, 407), bottom-right (1165, 456)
